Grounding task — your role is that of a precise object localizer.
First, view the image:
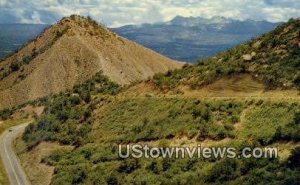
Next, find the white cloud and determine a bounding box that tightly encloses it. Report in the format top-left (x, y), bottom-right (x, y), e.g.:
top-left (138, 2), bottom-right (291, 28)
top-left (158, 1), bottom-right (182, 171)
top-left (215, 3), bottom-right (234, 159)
top-left (0, 0), bottom-right (299, 26)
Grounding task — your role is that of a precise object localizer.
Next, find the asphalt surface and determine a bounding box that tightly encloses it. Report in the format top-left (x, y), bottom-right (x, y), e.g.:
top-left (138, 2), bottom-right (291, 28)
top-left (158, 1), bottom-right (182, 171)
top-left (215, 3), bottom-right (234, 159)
top-left (0, 123), bottom-right (31, 185)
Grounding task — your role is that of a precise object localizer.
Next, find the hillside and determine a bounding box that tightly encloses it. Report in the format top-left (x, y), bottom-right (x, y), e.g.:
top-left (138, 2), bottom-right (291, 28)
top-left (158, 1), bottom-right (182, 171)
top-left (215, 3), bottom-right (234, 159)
top-left (10, 18), bottom-right (300, 185)
top-left (152, 18), bottom-right (300, 90)
top-left (14, 76), bottom-right (300, 185)
top-left (113, 16), bottom-right (281, 62)
top-left (0, 15), bottom-right (184, 109)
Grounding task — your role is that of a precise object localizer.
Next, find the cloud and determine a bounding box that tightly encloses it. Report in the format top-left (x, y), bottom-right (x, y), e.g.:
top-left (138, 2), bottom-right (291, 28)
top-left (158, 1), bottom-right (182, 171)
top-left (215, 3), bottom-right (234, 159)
top-left (0, 0), bottom-right (299, 26)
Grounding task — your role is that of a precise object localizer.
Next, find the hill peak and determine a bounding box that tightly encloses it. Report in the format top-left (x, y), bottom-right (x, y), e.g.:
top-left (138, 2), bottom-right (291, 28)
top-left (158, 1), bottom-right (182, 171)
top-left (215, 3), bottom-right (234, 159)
top-left (54, 15), bottom-right (116, 40)
top-left (0, 15), bottom-right (184, 108)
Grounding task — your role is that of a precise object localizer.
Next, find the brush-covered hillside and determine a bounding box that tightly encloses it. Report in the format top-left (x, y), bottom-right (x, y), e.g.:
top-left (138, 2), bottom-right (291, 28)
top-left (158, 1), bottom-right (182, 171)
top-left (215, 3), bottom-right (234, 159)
top-left (10, 18), bottom-right (300, 185)
top-left (152, 18), bottom-right (300, 91)
top-left (0, 15), bottom-right (184, 109)
top-left (16, 75), bottom-right (300, 185)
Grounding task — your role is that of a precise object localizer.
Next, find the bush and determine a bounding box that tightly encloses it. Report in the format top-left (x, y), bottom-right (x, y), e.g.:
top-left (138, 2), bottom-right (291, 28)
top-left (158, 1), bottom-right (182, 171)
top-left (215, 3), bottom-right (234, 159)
top-left (294, 75), bottom-right (300, 87)
top-left (69, 95), bottom-right (81, 105)
top-left (270, 112), bottom-right (300, 143)
top-left (205, 159), bottom-right (239, 182)
top-left (118, 159), bottom-right (140, 173)
top-left (244, 168), bottom-right (276, 185)
top-left (287, 147), bottom-right (300, 169)
top-left (146, 161), bottom-right (161, 174)
top-left (22, 55), bottom-right (33, 64)
top-left (294, 112), bottom-right (300, 125)
top-left (0, 108), bottom-right (13, 120)
top-left (71, 167), bottom-right (87, 184)
top-left (10, 62), bottom-right (20, 71)
top-left (106, 174), bottom-right (119, 185)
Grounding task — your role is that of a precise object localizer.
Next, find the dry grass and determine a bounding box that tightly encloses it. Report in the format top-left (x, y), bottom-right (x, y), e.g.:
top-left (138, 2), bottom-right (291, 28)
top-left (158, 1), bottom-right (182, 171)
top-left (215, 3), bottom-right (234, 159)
top-left (180, 74), bottom-right (299, 99)
top-left (14, 137), bottom-right (73, 185)
top-left (121, 74), bottom-right (300, 101)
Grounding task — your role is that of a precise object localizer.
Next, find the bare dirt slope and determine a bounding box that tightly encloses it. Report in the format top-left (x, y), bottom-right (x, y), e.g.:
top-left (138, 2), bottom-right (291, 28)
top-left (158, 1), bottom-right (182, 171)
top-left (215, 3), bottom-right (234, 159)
top-left (0, 15), bottom-right (184, 109)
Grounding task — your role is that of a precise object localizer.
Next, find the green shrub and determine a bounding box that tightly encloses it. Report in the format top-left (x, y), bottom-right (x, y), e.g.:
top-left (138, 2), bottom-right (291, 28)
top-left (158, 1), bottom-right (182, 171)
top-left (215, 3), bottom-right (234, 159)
top-left (10, 62), bottom-right (20, 71)
top-left (23, 71), bottom-right (120, 149)
top-left (205, 159), bottom-right (239, 182)
top-left (270, 112), bottom-right (300, 143)
top-left (106, 174), bottom-right (119, 185)
top-left (118, 159), bottom-right (140, 174)
top-left (22, 55), bottom-right (33, 64)
top-left (146, 161), bottom-right (161, 174)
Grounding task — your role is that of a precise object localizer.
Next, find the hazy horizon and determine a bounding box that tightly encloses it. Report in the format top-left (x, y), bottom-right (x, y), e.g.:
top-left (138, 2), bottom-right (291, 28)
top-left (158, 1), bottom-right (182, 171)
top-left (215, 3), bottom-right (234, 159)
top-left (0, 15), bottom-right (286, 28)
top-left (0, 0), bottom-right (299, 27)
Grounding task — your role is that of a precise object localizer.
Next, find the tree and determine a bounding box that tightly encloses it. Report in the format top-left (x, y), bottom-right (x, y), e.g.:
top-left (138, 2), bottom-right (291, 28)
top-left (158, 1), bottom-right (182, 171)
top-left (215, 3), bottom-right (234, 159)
top-left (206, 159), bottom-right (239, 182)
top-left (0, 108), bottom-right (13, 120)
top-left (10, 62), bottom-right (20, 71)
top-left (287, 147), bottom-right (300, 168)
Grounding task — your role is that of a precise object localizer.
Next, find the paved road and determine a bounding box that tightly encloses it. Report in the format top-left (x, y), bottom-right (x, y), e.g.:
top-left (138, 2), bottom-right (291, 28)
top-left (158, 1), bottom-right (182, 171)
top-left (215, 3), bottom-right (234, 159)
top-left (0, 123), bottom-right (31, 185)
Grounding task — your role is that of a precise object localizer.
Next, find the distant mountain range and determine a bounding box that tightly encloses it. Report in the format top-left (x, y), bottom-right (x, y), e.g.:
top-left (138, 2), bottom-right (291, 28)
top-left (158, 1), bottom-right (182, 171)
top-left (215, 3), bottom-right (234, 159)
top-left (0, 16), bottom-right (281, 62)
top-left (113, 16), bottom-right (282, 62)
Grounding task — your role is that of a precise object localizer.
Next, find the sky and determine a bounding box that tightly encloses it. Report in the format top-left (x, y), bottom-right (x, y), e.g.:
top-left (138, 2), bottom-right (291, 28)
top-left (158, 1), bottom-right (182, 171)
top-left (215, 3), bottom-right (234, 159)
top-left (0, 0), bottom-right (299, 27)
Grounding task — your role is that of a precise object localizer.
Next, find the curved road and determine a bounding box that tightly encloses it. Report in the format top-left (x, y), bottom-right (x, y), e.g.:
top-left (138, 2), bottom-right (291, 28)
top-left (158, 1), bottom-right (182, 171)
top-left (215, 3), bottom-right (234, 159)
top-left (0, 123), bottom-right (31, 185)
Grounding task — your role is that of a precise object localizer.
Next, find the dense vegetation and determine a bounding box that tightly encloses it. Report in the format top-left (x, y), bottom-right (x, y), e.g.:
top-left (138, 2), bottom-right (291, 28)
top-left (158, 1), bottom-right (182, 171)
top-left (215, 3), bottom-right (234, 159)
top-left (24, 97), bottom-right (244, 148)
top-left (153, 18), bottom-right (300, 90)
top-left (93, 99), bottom-right (244, 143)
top-left (22, 95), bottom-right (300, 184)
top-left (23, 72), bottom-right (120, 149)
top-left (40, 145), bottom-right (300, 185)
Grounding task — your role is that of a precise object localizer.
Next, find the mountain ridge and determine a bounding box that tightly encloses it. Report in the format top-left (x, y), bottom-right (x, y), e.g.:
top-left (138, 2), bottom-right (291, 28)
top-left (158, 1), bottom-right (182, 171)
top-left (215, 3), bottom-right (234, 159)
top-left (113, 16), bottom-right (281, 62)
